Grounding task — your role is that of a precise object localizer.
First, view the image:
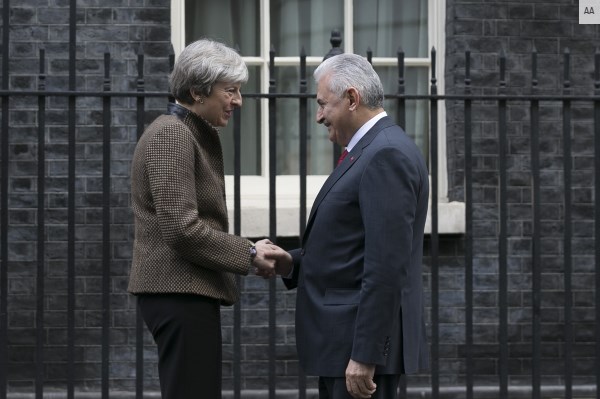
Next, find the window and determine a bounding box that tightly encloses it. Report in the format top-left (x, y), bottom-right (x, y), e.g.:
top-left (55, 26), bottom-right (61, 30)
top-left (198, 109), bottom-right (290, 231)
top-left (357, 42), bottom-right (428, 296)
top-left (171, 0), bottom-right (464, 236)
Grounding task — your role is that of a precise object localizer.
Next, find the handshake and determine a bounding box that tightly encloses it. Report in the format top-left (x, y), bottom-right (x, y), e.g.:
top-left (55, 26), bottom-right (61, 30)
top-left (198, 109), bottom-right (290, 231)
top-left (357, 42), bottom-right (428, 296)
top-left (251, 239), bottom-right (293, 279)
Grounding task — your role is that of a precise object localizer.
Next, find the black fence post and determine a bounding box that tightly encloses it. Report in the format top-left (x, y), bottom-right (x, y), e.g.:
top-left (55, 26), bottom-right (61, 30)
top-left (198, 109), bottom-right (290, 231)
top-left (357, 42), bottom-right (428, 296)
top-left (0, 0), bottom-right (8, 397)
top-left (429, 46), bottom-right (439, 399)
top-left (324, 30), bottom-right (343, 169)
top-left (530, 45), bottom-right (542, 399)
top-left (268, 45), bottom-right (277, 399)
top-left (233, 44), bottom-right (243, 399)
top-left (464, 47), bottom-right (473, 399)
top-left (397, 47), bottom-right (406, 130)
top-left (595, 47), bottom-right (600, 399)
top-left (497, 47), bottom-right (508, 399)
top-left (135, 48), bottom-right (146, 399)
top-left (67, 1), bottom-right (77, 397)
top-left (562, 47), bottom-right (573, 399)
top-left (35, 47), bottom-right (47, 399)
top-left (298, 45), bottom-right (308, 399)
top-left (101, 51), bottom-right (112, 399)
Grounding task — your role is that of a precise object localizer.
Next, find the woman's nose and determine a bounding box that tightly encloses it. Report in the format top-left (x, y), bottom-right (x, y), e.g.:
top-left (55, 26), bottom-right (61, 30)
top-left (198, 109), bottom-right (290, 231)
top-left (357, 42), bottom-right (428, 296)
top-left (232, 92), bottom-right (242, 107)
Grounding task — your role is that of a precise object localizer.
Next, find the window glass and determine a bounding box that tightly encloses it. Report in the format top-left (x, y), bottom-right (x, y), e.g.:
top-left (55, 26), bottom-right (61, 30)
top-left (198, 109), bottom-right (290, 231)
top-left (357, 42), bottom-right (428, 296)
top-left (271, 0), bottom-right (344, 56)
top-left (275, 66), bottom-right (333, 175)
top-left (183, 0), bottom-right (431, 175)
top-left (354, 0), bottom-right (428, 58)
top-left (376, 66), bottom-right (430, 163)
top-left (185, 0), bottom-right (260, 56)
top-left (221, 66), bottom-right (261, 175)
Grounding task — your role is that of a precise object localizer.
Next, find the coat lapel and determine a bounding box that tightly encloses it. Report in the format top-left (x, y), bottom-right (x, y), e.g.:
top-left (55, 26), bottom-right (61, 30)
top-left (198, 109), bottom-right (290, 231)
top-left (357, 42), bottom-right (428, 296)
top-left (302, 116), bottom-right (395, 243)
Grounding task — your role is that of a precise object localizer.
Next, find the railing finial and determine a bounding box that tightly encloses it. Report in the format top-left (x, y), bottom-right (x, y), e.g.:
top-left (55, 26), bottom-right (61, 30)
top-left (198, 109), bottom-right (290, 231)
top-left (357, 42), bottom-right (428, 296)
top-left (324, 30), bottom-right (343, 60)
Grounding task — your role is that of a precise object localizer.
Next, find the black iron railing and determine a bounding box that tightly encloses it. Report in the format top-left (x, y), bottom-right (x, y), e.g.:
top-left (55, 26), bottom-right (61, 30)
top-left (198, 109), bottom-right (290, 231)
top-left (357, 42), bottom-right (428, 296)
top-left (1, 6), bottom-right (600, 399)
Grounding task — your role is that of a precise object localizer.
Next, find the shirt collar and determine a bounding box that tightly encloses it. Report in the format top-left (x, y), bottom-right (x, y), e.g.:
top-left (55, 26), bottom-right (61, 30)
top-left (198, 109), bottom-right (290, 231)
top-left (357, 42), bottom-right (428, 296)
top-left (346, 111), bottom-right (387, 152)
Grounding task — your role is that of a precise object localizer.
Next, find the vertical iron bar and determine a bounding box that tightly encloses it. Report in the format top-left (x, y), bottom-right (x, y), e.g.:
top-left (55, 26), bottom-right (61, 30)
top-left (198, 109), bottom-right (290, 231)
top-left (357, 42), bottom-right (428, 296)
top-left (233, 87), bottom-right (242, 399)
top-left (67, 1), bottom-right (77, 397)
top-left (268, 46), bottom-right (277, 399)
top-left (366, 47), bottom-right (373, 64)
top-left (324, 31), bottom-right (343, 169)
top-left (101, 51), bottom-right (112, 399)
top-left (398, 375), bottom-right (406, 399)
top-left (497, 48), bottom-right (508, 399)
top-left (36, 47), bottom-right (47, 399)
top-left (429, 47), bottom-right (439, 399)
top-left (298, 47), bottom-right (308, 399)
top-left (594, 47), bottom-right (600, 399)
top-left (464, 48), bottom-right (473, 399)
top-left (562, 48), bottom-right (573, 399)
top-left (530, 46), bottom-right (542, 399)
top-left (394, 45), bottom-right (408, 399)
top-left (299, 47), bottom-right (308, 239)
top-left (135, 49), bottom-right (146, 399)
top-left (168, 48), bottom-right (175, 104)
top-left (397, 48), bottom-right (406, 130)
top-left (0, 0), bottom-right (8, 397)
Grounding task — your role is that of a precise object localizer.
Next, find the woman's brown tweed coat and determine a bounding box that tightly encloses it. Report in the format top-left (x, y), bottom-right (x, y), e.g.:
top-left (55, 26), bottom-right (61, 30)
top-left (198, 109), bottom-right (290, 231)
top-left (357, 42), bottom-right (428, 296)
top-left (128, 103), bottom-right (253, 305)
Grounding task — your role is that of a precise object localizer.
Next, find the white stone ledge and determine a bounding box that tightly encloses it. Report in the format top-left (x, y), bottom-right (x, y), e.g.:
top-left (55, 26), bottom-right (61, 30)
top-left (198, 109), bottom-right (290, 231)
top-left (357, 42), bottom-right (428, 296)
top-left (225, 176), bottom-right (465, 238)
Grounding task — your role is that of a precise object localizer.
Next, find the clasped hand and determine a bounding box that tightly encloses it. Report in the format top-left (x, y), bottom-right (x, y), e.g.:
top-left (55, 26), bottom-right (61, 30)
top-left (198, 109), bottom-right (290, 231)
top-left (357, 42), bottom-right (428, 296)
top-left (251, 239), bottom-right (293, 279)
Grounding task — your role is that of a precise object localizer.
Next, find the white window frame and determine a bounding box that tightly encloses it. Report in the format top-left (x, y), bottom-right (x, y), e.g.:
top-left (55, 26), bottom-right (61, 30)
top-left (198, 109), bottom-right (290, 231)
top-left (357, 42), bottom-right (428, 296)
top-left (171, 0), bottom-right (464, 237)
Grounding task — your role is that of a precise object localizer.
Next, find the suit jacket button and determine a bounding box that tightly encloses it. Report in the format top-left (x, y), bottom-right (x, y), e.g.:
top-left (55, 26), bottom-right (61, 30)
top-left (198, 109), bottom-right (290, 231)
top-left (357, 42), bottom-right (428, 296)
top-left (301, 249), bottom-right (305, 256)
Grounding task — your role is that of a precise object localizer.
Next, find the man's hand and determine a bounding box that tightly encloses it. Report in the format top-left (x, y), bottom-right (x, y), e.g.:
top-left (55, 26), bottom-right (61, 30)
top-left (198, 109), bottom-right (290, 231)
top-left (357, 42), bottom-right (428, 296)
top-left (252, 239), bottom-right (293, 279)
top-left (345, 359), bottom-right (376, 398)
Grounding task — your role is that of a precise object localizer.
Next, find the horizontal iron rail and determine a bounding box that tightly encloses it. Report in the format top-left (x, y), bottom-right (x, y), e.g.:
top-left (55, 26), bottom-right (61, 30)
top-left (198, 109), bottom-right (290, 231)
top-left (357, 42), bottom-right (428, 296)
top-left (2, 90), bottom-right (600, 102)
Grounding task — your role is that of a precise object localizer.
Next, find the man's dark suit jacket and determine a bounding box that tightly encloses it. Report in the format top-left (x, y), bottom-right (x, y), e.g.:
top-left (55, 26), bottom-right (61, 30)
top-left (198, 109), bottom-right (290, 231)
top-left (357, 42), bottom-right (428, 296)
top-left (284, 116), bottom-right (430, 377)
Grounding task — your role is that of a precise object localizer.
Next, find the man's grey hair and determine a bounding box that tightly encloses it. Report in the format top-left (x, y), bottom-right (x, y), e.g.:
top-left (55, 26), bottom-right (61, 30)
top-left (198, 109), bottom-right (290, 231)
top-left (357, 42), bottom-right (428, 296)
top-left (169, 38), bottom-right (248, 105)
top-left (313, 53), bottom-right (384, 109)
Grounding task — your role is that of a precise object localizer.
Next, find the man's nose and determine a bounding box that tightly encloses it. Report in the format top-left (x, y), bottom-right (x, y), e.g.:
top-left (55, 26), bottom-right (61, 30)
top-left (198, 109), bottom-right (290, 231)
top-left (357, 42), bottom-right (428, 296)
top-left (316, 109), bottom-right (324, 124)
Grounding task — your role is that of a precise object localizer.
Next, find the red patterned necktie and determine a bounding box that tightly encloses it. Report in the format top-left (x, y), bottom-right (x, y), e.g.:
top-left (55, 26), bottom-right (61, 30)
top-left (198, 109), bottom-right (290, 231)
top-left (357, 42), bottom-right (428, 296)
top-left (337, 149), bottom-right (348, 166)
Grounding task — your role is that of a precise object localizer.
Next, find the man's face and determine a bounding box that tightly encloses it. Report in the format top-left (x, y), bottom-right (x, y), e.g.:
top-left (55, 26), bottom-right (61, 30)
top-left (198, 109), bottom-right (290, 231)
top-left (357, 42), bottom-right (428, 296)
top-left (315, 74), bottom-right (351, 146)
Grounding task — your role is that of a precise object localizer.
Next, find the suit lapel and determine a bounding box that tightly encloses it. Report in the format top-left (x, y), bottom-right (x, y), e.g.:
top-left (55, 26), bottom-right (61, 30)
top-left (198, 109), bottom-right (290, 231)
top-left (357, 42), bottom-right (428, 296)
top-left (302, 116), bottom-right (395, 243)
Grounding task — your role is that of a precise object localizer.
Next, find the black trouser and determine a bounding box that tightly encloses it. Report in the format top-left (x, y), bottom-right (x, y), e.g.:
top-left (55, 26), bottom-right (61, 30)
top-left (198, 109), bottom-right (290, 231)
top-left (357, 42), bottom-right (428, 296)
top-left (319, 374), bottom-right (401, 399)
top-left (138, 293), bottom-right (222, 399)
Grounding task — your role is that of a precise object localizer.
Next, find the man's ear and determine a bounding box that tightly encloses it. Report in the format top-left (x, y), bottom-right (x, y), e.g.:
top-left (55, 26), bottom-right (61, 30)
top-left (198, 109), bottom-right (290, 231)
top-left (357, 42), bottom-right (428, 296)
top-left (346, 87), bottom-right (360, 111)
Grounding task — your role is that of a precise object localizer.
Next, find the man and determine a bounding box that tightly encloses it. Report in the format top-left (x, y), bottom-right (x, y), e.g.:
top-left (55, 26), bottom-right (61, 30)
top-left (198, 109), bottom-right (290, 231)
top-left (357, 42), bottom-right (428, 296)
top-left (262, 53), bottom-right (430, 398)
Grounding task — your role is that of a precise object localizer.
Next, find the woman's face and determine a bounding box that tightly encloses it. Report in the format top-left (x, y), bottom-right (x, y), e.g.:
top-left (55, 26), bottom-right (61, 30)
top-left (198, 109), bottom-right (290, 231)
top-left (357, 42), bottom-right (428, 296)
top-left (195, 81), bottom-right (243, 128)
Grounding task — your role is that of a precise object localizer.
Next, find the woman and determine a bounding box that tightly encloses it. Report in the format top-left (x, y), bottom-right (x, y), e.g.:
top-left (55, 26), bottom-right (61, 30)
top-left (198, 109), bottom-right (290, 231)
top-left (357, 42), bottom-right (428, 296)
top-left (128, 38), bottom-right (274, 399)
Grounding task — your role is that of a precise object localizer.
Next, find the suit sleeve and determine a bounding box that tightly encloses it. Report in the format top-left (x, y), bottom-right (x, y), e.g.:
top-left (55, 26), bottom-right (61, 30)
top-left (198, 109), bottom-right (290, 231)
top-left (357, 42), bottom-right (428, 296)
top-left (351, 146), bottom-right (422, 365)
top-left (282, 248), bottom-right (302, 289)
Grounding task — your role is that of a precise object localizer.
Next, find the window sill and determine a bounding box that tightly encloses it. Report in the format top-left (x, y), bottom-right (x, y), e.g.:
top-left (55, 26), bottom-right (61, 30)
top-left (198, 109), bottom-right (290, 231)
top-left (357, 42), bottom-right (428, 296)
top-left (225, 176), bottom-right (465, 238)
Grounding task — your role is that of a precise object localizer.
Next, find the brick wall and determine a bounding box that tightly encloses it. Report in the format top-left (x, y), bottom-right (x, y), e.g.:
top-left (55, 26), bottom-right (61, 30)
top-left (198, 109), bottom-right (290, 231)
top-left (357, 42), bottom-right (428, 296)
top-left (445, 0), bottom-right (598, 390)
top-left (3, 0), bottom-right (171, 394)
top-left (1, 0), bottom-right (598, 397)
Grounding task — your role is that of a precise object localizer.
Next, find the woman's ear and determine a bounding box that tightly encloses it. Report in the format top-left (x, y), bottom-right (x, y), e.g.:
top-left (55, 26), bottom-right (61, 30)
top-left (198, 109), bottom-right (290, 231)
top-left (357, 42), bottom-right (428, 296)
top-left (190, 89), bottom-right (203, 103)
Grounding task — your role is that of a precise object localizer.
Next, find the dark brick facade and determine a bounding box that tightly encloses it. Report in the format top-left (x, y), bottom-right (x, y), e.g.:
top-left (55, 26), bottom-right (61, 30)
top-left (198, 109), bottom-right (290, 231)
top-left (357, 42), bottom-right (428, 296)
top-left (445, 0), bottom-right (598, 392)
top-left (2, 0), bottom-right (172, 394)
top-left (0, 0), bottom-right (598, 397)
